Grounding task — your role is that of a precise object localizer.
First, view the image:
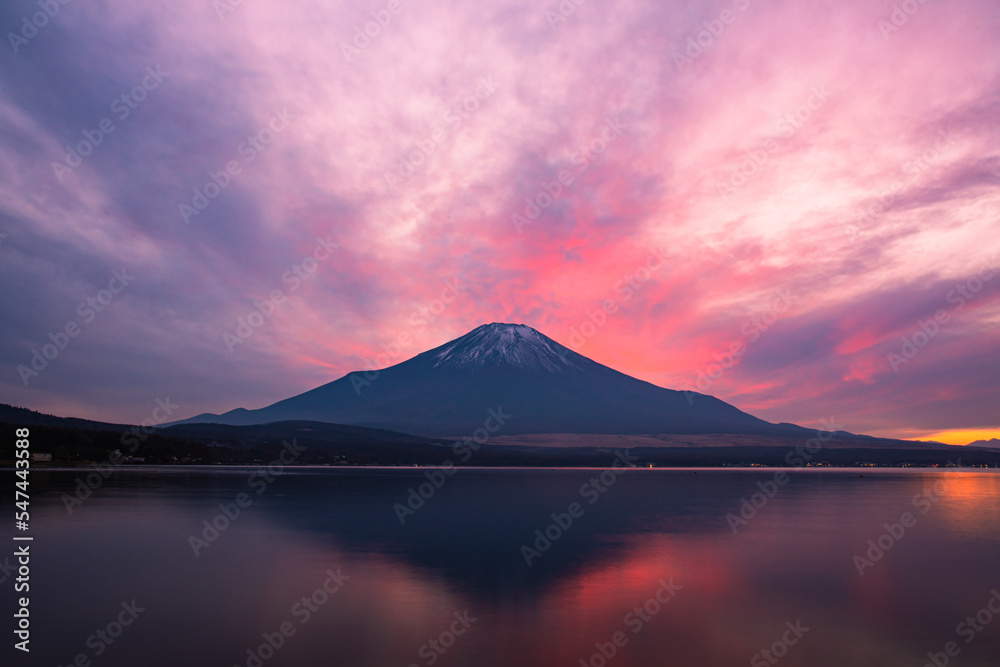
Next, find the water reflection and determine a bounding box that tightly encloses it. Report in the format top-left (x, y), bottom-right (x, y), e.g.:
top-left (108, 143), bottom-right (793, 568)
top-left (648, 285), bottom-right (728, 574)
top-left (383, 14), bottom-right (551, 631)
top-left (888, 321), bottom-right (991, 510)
top-left (7, 468), bottom-right (1000, 666)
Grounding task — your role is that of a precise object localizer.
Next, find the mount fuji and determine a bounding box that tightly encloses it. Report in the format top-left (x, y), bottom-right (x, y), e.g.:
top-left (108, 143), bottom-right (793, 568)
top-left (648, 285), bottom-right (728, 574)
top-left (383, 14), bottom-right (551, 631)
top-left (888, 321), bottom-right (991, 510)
top-left (175, 323), bottom-right (810, 438)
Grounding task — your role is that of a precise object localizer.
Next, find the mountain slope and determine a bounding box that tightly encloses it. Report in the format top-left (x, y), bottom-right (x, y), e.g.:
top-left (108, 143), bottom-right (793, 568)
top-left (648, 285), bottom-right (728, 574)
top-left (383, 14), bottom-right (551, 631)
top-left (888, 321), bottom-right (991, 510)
top-left (0, 403), bottom-right (132, 432)
top-left (175, 323), bottom-right (810, 438)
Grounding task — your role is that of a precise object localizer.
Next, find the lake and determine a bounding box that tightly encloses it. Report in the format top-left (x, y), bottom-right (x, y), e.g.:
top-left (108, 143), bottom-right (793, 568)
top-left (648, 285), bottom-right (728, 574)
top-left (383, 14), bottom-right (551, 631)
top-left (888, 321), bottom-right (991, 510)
top-left (6, 467), bottom-right (1000, 666)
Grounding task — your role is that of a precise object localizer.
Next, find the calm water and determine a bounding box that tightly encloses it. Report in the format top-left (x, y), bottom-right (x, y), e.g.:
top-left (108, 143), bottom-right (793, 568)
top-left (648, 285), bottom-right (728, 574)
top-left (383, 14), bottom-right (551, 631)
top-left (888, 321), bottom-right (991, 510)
top-left (4, 467), bottom-right (1000, 666)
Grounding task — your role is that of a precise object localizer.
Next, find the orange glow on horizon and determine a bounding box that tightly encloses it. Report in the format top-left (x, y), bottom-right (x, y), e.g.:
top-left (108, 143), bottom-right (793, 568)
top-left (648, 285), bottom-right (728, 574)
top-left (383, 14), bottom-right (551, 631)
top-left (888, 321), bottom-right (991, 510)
top-left (917, 428), bottom-right (1000, 446)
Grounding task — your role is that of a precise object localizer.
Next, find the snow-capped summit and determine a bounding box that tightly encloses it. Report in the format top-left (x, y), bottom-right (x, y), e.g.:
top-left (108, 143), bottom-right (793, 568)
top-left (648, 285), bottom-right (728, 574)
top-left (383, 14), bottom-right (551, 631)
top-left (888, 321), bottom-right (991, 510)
top-left (430, 323), bottom-right (581, 372)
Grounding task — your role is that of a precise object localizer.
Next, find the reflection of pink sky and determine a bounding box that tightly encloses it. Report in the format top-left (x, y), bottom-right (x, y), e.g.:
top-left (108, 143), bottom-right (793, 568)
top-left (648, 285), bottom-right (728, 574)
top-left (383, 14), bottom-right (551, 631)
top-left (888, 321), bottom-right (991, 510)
top-left (297, 482), bottom-right (1000, 667)
top-left (2, 0), bottom-right (999, 441)
top-left (31, 471), bottom-right (1000, 666)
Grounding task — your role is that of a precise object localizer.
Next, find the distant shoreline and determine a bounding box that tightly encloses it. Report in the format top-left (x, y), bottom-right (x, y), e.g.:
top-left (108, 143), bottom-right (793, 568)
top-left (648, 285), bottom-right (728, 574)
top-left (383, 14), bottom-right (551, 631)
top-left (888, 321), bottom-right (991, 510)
top-left (5, 463), bottom-right (998, 471)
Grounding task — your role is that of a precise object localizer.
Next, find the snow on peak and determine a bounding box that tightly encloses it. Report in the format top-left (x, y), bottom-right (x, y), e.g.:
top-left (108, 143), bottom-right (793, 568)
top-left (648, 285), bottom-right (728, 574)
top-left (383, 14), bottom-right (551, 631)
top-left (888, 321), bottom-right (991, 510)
top-left (431, 323), bottom-right (580, 372)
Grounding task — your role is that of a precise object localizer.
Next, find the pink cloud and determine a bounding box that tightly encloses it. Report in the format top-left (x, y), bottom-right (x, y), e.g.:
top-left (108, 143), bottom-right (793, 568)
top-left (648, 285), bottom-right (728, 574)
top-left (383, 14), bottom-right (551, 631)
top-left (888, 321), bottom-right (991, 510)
top-left (0, 0), bottom-right (997, 436)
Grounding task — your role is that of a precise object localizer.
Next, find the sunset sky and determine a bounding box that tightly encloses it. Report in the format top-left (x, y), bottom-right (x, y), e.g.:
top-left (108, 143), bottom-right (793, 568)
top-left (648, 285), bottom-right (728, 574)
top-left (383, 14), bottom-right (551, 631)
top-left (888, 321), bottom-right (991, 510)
top-left (1, 0), bottom-right (998, 443)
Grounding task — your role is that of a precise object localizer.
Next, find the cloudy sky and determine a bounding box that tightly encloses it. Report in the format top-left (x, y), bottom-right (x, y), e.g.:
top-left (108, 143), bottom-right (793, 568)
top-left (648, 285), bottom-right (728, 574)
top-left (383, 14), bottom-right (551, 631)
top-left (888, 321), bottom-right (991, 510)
top-left (1, 0), bottom-right (998, 443)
